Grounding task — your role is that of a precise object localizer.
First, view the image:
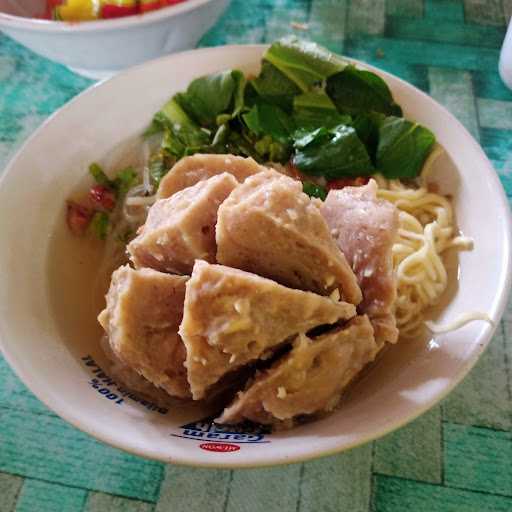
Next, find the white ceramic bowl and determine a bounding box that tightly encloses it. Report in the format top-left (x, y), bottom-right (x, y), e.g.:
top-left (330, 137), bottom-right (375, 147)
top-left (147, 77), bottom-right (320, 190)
top-left (0, 45), bottom-right (510, 468)
top-left (0, 0), bottom-right (229, 79)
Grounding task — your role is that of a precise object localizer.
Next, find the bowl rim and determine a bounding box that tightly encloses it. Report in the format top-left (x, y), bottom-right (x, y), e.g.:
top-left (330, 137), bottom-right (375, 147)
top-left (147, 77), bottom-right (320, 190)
top-left (0, 0), bottom-right (217, 32)
top-left (0, 44), bottom-right (511, 468)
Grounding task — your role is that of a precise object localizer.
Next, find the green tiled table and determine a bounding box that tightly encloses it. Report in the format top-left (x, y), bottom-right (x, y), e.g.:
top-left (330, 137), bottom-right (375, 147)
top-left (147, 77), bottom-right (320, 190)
top-left (1, 1), bottom-right (512, 510)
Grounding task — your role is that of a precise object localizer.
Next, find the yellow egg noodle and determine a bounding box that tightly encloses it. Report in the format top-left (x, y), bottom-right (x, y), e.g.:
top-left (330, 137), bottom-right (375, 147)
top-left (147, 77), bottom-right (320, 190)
top-left (374, 173), bottom-right (491, 338)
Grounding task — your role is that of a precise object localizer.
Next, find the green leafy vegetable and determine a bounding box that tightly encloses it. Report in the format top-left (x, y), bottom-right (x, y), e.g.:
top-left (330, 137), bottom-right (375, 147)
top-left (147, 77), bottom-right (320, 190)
top-left (240, 101), bottom-right (295, 162)
top-left (174, 70), bottom-right (246, 127)
top-left (150, 99), bottom-right (210, 162)
top-left (231, 70), bottom-right (247, 118)
top-left (242, 105), bottom-right (260, 135)
top-left (90, 211), bottom-right (110, 240)
top-left (376, 116), bottom-right (436, 179)
top-left (250, 61), bottom-right (302, 111)
top-left (293, 126), bottom-right (326, 149)
top-left (293, 92), bottom-right (351, 131)
top-left (264, 36), bottom-right (346, 92)
top-left (351, 112), bottom-right (385, 164)
top-left (223, 130), bottom-right (262, 160)
top-left (139, 37), bottom-right (436, 183)
top-left (294, 91), bottom-right (336, 111)
top-left (144, 72), bottom-right (248, 166)
top-left (326, 65), bottom-right (402, 116)
top-left (243, 102), bottom-right (294, 142)
top-left (161, 99), bottom-right (210, 147)
top-left (293, 124), bottom-right (373, 178)
top-left (303, 181), bottom-right (327, 200)
top-left (144, 98), bottom-right (197, 138)
top-left (114, 167), bottom-right (138, 196)
top-left (253, 135), bottom-right (290, 162)
top-left (89, 163), bottom-right (112, 188)
top-left (161, 128), bottom-right (185, 158)
top-left (209, 124), bottom-right (263, 160)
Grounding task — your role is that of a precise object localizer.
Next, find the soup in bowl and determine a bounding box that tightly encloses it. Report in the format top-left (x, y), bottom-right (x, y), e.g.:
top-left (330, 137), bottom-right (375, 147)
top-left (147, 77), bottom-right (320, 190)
top-left (0, 43), bottom-right (509, 467)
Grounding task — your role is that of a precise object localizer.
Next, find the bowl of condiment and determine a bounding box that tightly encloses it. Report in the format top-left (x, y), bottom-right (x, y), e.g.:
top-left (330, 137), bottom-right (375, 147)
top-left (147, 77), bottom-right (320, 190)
top-left (0, 0), bottom-right (229, 79)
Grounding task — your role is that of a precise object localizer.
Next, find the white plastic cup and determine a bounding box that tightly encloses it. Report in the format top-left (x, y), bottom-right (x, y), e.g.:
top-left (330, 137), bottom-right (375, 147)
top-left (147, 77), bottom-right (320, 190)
top-left (500, 17), bottom-right (512, 90)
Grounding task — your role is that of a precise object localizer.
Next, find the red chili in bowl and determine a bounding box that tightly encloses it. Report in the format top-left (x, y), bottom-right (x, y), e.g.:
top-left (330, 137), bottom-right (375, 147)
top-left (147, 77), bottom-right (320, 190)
top-left (66, 201), bottom-right (94, 235)
top-left (89, 185), bottom-right (116, 211)
top-left (46, 0), bottom-right (188, 21)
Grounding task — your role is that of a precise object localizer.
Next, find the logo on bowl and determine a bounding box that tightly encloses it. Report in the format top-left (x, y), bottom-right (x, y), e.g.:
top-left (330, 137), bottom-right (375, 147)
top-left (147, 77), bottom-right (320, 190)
top-left (81, 355), bottom-right (168, 414)
top-left (171, 418), bottom-right (271, 445)
top-left (199, 442), bottom-right (240, 453)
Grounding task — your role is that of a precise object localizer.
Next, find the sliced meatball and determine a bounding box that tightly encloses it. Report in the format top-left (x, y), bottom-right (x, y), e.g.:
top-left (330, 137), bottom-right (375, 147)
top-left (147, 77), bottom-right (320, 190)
top-left (179, 260), bottom-right (356, 400)
top-left (128, 173), bottom-right (238, 275)
top-left (321, 179), bottom-right (399, 344)
top-left (157, 153), bottom-right (264, 199)
top-left (98, 265), bottom-right (190, 398)
top-left (216, 170), bottom-right (362, 304)
top-left (101, 337), bottom-right (178, 408)
top-left (217, 316), bottom-right (378, 425)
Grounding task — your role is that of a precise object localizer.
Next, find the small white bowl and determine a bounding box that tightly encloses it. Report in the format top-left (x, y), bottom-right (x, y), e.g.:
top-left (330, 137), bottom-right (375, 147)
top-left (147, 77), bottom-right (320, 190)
top-left (0, 45), bottom-right (510, 468)
top-left (0, 0), bottom-right (229, 79)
